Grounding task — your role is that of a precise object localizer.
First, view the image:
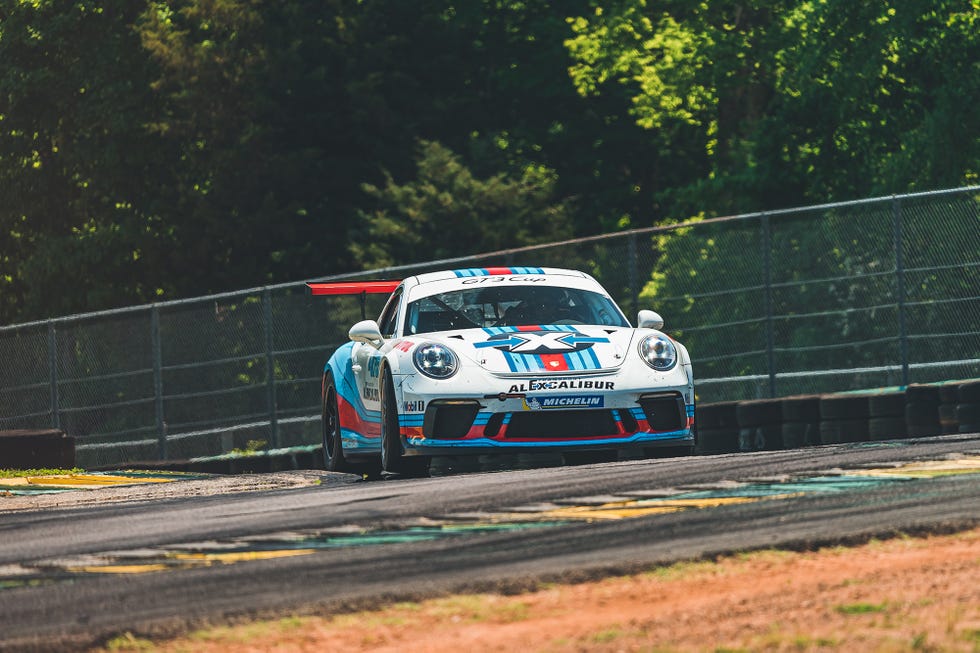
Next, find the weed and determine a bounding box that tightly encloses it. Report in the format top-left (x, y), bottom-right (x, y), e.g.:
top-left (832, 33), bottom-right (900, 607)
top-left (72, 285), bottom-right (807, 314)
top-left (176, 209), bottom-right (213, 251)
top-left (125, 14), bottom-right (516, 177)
top-left (835, 602), bottom-right (889, 615)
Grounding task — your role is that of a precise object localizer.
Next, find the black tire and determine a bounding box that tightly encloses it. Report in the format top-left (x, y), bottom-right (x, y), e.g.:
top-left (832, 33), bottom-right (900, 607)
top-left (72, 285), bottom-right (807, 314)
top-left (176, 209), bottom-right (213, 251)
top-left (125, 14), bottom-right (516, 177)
top-left (780, 395), bottom-right (821, 423)
top-left (938, 383), bottom-right (961, 404)
top-left (780, 422), bottom-right (817, 449)
top-left (736, 399), bottom-right (782, 427)
top-left (696, 428), bottom-right (739, 454)
top-left (820, 395), bottom-right (870, 420)
top-left (696, 402), bottom-right (739, 429)
top-left (958, 380), bottom-right (980, 404)
top-left (820, 419), bottom-right (869, 444)
top-left (905, 401), bottom-right (939, 427)
top-left (905, 383), bottom-right (940, 404)
top-left (906, 422), bottom-right (942, 438)
top-left (321, 372), bottom-right (348, 472)
top-left (868, 417), bottom-right (907, 441)
top-left (956, 402), bottom-right (980, 425)
top-left (938, 403), bottom-right (958, 433)
top-left (738, 425), bottom-right (782, 451)
top-left (868, 392), bottom-right (906, 418)
top-left (380, 367), bottom-right (430, 477)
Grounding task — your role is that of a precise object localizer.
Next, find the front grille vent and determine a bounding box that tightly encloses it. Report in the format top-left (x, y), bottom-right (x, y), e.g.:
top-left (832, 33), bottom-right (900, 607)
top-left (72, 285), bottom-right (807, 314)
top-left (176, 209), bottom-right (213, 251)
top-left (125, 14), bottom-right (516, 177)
top-left (505, 410), bottom-right (618, 439)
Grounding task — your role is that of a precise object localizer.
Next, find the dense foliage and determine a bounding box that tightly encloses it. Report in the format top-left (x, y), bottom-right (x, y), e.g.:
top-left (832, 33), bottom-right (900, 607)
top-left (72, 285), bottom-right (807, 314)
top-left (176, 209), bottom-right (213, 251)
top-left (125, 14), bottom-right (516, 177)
top-left (1, 1), bottom-right (977, 324)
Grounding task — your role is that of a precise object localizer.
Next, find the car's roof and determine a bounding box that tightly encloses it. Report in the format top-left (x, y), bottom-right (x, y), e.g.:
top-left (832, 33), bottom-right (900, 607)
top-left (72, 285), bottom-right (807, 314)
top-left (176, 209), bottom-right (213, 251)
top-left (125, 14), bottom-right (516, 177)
top-left (401, 267), bottom-right (606, 301)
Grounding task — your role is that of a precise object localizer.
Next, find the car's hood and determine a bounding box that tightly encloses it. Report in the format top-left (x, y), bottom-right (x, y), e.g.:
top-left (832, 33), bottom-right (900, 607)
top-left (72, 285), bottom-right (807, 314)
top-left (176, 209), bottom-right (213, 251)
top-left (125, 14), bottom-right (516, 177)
top-left (426, 325), bottom-right (635, 375)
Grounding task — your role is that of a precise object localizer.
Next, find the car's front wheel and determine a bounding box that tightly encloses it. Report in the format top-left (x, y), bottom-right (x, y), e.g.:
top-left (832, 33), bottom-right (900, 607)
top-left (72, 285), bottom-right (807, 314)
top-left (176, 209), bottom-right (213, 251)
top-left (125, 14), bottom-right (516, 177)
top-left (380, 367), bottom-right (430, 477)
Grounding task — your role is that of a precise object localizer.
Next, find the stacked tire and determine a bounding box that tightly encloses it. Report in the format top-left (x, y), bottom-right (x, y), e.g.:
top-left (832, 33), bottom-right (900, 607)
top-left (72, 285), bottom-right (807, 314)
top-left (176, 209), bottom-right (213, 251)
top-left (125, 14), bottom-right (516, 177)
top-left (868, 391), bottom-right (907, 441)
top-left (779, 395), bottom-right (821, 448)
top-left (695, 401), bottom-right (740, 454)
top-left (957, 381), bottom-right (980, 434)
top-left (819, 394), bottom-right (870, 443)
top-left (939, 383), bottom-right (961, 434)
top-left (736, 399), bottom-right (783, 451)
top-left (905, 384), bottom-right (942, 437)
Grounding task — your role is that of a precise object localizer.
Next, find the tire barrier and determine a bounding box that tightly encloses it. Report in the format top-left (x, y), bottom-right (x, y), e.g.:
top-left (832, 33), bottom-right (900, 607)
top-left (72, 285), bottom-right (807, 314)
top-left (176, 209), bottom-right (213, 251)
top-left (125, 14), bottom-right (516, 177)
top-left (735, 399), bottom-right (783, 452)
top-left (692, 379), bottom-right (980, 456)
top-left (957, 380), bottom-right (980, 434)
top-left (0, 430), bottom-right (75, 469)
top-left (779, 395), bottom-right (821, 448)
top-left (868, 391), bottom-right (907, 440)
top-left (694, 401), bottom-right (740, 454)
top-left (819, 395), bottom-right (870, 443)
top-left (905, 384), bottom-right (942, 437)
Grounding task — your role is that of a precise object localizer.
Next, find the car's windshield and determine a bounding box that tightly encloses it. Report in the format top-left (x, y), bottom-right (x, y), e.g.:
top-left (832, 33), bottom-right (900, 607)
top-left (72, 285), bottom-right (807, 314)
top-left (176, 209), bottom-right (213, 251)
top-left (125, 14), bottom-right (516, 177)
top-left (405, 285), bottom-right (629, 335)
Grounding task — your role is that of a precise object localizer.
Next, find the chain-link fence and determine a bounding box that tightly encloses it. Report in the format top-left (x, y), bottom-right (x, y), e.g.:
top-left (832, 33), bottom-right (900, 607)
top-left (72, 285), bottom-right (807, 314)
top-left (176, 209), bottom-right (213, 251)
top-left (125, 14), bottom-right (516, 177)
top-left (2, 186), bottom-right (978, 467)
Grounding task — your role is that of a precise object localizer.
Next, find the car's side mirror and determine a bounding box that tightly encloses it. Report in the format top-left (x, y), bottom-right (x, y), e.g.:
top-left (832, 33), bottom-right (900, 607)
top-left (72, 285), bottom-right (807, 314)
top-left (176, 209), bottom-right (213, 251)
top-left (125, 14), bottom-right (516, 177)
top-left (637, 310), bottom-right (664, 330)
top-left (349, 319), bottom-right (384, 346)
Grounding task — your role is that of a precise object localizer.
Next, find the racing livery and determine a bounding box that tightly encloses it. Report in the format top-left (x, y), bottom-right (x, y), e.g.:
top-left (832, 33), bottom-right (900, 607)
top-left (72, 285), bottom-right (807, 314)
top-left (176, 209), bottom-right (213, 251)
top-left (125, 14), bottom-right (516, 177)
top-left (310, 267), bottom-right (695, 476)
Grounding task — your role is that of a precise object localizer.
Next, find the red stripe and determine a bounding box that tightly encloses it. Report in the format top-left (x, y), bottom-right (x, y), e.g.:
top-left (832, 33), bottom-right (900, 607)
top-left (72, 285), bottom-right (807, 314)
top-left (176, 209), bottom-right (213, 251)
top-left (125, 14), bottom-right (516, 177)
top-left (516, 324), bottom-right (541, 331)
top-left (307, 281), bottom-right (401, 296)
top-left (483, 267), bottom-right (514, 275)
top-left (337, 394), bottom-right (380, 438)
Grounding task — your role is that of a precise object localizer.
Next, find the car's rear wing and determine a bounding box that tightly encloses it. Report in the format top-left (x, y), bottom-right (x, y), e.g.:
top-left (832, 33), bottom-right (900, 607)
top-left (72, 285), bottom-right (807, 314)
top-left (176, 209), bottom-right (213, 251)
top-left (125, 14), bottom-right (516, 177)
top-left (306, 280), bottom-right (402, 319)
top-left (306, 281), bottom-right (401, 296)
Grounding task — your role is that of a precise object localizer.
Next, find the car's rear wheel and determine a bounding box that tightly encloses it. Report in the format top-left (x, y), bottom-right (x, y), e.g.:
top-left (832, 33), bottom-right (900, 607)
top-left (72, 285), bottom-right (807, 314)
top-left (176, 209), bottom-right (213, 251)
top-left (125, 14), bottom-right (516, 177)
top-left (322, 372), bottom-right (348, 472)
top-left (380, 367), bottom-right (430, 477)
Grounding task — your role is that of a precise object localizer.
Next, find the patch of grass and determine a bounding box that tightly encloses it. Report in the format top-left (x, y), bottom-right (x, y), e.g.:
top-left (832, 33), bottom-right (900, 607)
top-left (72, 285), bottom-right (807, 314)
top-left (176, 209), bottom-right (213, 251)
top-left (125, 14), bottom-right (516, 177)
top-left (278, 615), bottom-right (307, 630)
top-left (104, 632), bottom-right (155, 651)
top-left (230, 439), bottom-right (267, 456)
top-left (424, 594), bottom-right (531, 624)
top-left (911, 632), bottom-right (939, 652)
top-left (590, 626), bottom-right (626, 643)
top-left (835, 602), bottom-right (889, 615)
top-left (643, 559), bottom-right (719, 581)
top-left (0, 467), bottom-right (84, 478)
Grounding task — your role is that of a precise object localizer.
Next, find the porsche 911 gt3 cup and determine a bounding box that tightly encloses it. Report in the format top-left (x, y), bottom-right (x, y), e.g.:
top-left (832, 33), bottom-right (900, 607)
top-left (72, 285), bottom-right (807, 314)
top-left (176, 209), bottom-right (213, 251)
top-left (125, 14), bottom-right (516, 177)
top-left (309, 267), bottom-right (695, 476)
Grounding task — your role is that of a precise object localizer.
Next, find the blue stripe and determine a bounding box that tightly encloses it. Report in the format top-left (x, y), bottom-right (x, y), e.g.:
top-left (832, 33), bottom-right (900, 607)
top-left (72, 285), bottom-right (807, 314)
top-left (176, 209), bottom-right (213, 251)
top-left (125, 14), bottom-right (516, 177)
top-left (404, 429), bottom-right (693, 450)
top-left (473, 412), bottom-right (493, 425)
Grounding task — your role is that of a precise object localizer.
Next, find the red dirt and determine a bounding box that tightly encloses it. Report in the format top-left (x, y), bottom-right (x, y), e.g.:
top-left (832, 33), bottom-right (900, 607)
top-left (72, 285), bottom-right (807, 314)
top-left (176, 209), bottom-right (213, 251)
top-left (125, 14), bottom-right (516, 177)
top-left (100, 527), bottom-right (980, 652)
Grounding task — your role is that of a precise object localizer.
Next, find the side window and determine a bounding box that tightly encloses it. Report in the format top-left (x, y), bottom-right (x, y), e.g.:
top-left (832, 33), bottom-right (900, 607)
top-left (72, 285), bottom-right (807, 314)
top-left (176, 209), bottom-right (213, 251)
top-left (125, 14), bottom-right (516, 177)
top-left (377, 288), bottom-right (403, 338)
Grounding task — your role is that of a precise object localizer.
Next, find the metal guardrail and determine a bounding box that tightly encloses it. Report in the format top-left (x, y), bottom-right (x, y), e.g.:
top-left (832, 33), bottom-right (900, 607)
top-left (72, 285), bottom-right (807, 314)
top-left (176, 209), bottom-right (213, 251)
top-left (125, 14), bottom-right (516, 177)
top-left (1, 186), bottom-right (978, 467)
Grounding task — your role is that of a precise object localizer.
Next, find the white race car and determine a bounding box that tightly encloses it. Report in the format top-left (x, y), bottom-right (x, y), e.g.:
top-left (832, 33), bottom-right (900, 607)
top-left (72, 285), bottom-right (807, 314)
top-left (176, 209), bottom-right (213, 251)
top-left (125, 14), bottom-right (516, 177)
top-left (309, 267), bottom-right (695, 476)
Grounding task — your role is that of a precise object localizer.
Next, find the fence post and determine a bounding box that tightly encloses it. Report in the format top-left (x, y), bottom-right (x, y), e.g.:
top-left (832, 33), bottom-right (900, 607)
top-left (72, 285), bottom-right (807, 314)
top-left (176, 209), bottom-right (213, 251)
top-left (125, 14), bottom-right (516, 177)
top-left (892, 196), bottom-right (910, 386)
top-left (152, 305), bottom-right (167, 459)
top-left (264, 288), bottom-right (280, 448)
top-left (761, 213), bottom-right (776, 397)
top-left (47, 321), bottom-right (60, 430)
top-left (628, 231), bottom-right (639, 318)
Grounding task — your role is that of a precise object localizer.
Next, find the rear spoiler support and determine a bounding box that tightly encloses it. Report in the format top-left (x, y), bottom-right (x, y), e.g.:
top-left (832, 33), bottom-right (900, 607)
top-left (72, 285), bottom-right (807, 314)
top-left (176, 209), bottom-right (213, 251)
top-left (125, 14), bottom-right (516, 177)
top-left (307, 280), bottom-right (401, 320)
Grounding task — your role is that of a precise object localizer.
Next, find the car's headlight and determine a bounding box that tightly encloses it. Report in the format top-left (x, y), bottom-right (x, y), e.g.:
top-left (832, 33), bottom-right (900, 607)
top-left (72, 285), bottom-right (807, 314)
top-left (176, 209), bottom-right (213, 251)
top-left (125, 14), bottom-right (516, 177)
top-left (637, 334), bottom-right (677, 371)
top-left (413, 342), bottom-right (459, 379)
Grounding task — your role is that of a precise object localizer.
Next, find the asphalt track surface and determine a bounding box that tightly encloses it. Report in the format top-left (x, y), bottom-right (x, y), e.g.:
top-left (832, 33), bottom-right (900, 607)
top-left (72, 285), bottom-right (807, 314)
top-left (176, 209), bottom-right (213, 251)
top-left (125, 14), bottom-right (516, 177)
top-left (2, 434), bottom-right (980, 652)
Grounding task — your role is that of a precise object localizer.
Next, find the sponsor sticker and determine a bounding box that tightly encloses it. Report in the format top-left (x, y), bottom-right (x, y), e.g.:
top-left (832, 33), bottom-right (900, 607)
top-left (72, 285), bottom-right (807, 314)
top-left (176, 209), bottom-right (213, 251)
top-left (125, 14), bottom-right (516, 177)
top-left (523, 395), bottom-right (604, 411)
top-left (508, 379), bottom-right (615, 392)
top-left (403, 400), bottom-right (425, 413)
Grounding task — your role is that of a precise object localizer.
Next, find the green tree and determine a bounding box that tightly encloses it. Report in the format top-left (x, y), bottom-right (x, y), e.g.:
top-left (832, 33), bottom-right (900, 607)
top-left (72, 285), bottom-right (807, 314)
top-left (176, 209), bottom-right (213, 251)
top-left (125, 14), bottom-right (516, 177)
top-left (351, 140), bottom-right (574, 269)
top-left (0, 1), bottom-right (176, 321)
